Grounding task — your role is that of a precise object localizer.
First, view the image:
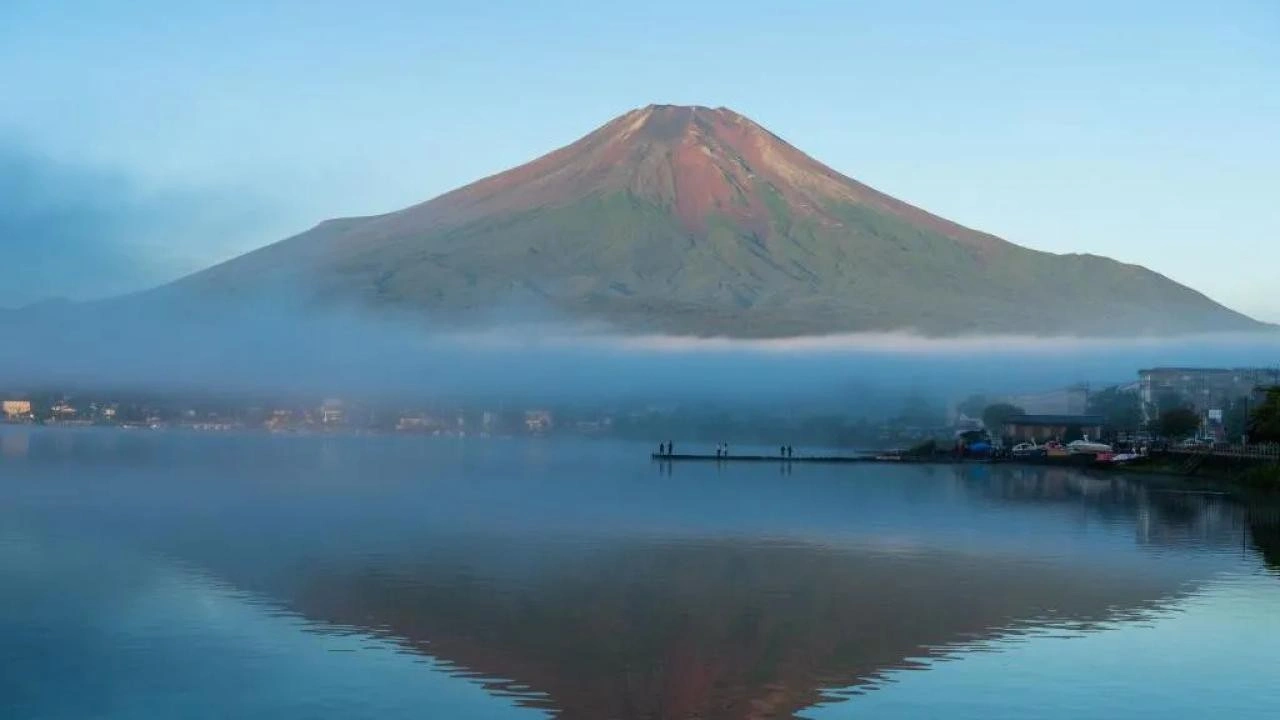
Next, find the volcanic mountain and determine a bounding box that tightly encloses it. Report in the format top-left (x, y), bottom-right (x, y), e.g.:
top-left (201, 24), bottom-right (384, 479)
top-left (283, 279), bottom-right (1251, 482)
top-left (175, 104), bottom-right (1262, 336)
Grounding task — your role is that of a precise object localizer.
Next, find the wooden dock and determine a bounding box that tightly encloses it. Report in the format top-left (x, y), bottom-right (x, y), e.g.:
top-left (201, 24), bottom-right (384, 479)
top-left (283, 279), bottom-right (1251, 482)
top-left (651, 453), bottom-right (892, 465)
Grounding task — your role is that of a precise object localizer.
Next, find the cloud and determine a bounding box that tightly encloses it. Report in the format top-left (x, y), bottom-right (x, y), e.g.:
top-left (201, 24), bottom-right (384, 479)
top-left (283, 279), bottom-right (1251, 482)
top-left (2, 289), bottom-right (1278, 416)
top-left (0, 142), bottom-right (273, 308)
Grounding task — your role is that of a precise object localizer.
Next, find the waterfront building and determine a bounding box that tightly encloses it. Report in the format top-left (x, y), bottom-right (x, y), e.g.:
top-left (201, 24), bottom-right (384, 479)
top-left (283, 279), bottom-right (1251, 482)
top-left (1003, 414), bottom-right (1105, 443)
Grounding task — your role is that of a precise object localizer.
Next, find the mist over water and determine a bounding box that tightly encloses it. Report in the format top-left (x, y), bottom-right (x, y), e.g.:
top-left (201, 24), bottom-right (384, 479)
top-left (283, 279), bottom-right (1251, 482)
top-left (2, 430), bottom-right (1278, 719)
top-left (2, 291), bottom-right (1278, 412)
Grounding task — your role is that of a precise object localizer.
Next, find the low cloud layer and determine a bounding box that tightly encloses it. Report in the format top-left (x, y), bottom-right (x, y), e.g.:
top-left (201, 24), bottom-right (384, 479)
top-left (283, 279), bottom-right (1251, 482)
top-left (2, 290), bottom-right (1277, 415)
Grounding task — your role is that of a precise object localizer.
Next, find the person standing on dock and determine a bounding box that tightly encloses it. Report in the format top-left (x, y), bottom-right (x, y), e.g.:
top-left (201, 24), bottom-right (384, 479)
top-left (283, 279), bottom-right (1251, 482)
top-left (668, 441), bottom-right (674, 457)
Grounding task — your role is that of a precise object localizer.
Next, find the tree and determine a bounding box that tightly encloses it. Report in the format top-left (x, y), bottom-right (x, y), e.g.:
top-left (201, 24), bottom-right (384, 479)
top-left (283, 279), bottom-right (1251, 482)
top-left (1249, 386), bottom-right (1280, 443)
top-left (1158, 407), bottom-right (1201, 439)
top-left (981, 403), bottom-right (1026, 435)
top-left (896, 395), bottom-right (944, 428)
top-left (1087, 386), bottom-right (1143, 434)
top-left (1224, 396), bottom-right (1252, 443)
top-left (1063, 424), bottom-right (1085, 443)
top-left (1156, 391), bottom-right (1188, 414)
top-left (957, 394), bottom-right (988, 420)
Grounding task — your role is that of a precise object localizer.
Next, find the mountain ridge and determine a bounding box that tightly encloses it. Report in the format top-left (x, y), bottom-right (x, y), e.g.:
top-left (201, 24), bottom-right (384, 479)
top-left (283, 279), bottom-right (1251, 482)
top-left (169, 104), bottom-right (1264, 338)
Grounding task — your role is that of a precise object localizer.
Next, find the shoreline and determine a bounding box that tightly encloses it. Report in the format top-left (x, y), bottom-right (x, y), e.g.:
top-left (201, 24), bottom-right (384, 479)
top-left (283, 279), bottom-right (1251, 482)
top-left (652, 450), bottom-right (1280, 491)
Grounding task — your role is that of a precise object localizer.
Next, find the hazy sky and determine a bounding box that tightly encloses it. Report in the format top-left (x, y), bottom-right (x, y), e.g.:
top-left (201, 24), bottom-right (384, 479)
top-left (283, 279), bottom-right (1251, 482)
top-left (2, 0), bottom-right (1277, 319)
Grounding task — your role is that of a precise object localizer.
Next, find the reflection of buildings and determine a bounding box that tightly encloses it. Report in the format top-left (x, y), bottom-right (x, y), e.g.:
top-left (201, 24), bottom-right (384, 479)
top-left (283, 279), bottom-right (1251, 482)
top-left (1248, 503), bottom-right (1280, 571)
top-left (951, 465), bottom-right (1256, 556)
top-left (1, 429), bottom-right (30, 458)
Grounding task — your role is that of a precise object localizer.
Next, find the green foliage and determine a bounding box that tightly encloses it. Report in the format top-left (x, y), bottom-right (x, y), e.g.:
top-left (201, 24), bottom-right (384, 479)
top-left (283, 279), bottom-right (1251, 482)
top-left (1249, 386), bottom-right (1280, 443)
top-left (1224, 396), bottom-right (1252, 444)
top-left (956, 394), bottom-right (988, 419)
top-left (981, 403), bottom-right (1026, 433)
top-left (896, 395), bottom-right (944, 428)
top-left (1087, 387), bottom-right (1143, 433)
top-left (1158, 407), bottom-right (1201, 439)
top-left (758, 182), bottom-right (793, 233)
top-left (1063, 425), bottom-right (1085, 443)
top-left (904, 438), bottom-right (939, 457)
top-left (1155, 392), bottom-right (1189, 415)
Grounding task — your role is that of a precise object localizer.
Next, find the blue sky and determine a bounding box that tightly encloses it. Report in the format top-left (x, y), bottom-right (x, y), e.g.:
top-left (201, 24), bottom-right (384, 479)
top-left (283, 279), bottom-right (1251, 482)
top-left (2, 0), bottom-right (1277, 320)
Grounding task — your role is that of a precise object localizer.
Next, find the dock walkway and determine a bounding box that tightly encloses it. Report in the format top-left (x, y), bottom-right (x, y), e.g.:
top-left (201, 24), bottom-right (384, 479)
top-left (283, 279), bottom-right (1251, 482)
top-left (651, 453), bottom-right (893, 465)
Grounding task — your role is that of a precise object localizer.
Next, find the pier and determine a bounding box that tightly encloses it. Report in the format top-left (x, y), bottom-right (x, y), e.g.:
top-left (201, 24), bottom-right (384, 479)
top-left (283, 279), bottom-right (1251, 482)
top-left (651, 453), bottom-right (897, 465)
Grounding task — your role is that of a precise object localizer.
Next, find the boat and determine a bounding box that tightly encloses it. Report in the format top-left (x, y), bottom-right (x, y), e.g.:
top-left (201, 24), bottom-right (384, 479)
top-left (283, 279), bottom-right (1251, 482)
top-left (1044, 441), bottom-right (1071, 458)
top-left (1067, 436), bottom-right (1114, 455)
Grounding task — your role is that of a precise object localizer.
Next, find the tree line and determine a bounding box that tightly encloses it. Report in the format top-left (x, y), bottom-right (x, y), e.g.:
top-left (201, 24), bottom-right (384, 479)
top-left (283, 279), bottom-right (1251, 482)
top-left (960, 385), bottom-right (1280, 443)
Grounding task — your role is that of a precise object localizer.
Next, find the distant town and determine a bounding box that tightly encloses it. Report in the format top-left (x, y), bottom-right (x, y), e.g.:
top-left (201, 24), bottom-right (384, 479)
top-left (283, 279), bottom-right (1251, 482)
top-left (4, 365), bottom-right (1279, 449)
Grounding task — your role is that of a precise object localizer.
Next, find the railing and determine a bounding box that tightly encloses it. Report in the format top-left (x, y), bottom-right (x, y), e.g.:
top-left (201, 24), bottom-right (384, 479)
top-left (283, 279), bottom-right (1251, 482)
top-left (1163, 443), bottom-right (1280, 461)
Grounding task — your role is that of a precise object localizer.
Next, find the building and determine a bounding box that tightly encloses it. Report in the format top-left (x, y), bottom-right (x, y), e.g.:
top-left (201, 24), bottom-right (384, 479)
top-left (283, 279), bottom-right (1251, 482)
top-left (396, 414), bottom-right (442, 432)
top-left (524, 410), bottom-right (553, 434)
top-left (3, 400), bottom-right (33, 421)
top-left (1003, 414), bottom-right (1105, 443)
top-left (1139, 367), bottom-right (1280, 422)
top-left (999, 384), bottom-right (1090, 416)
top-left (320, 399), bottom-right (344, 425)
top-left (266, 409), bottom-right (296, 431)
top-left (50, 401), bottom-right (78, 419)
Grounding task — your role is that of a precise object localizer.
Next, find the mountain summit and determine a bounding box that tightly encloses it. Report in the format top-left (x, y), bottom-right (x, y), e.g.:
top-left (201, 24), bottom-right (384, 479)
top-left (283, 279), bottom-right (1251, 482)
top-left (178, 105), bottom-right (1262, 336)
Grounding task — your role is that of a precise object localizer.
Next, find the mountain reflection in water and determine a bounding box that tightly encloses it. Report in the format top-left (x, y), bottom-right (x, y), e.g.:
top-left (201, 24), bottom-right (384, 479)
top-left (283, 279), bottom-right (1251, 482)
top-left (1, 429), bottom-right (1277, 719)
top-left (287, 539), bottom-right (1201, 719)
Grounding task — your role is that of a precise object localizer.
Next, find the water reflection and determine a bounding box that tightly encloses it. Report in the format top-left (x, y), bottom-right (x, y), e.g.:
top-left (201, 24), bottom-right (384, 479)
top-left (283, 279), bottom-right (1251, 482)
top-left (1, 427), bottom-right (29, 458)
top-left (1247, 503), bottom-right (1280, 571)
top-left (283, 538), bottom-right (1204, 720)
top-left (2, 429), bottom-right (1278, 719)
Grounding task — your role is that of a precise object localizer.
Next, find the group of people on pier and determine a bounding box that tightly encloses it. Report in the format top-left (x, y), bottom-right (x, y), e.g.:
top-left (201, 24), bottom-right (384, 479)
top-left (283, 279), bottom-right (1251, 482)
top-left (655, 443), bottom-right (798, 459)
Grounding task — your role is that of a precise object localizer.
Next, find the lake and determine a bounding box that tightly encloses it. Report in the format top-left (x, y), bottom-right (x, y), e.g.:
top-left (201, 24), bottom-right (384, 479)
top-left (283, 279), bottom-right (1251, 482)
top-left (2, 428), bottom-right (1278, 719)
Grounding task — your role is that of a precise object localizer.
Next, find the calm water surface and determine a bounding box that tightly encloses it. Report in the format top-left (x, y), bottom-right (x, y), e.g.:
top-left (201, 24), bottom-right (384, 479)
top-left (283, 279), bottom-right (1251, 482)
top-left (2, 428), bottom-right (1278, 719)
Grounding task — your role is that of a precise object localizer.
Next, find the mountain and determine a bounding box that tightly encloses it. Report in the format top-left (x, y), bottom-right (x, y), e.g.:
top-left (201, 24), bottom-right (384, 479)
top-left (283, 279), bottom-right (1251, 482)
top-left (174, 104), bottom-right (1263, 337)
